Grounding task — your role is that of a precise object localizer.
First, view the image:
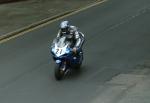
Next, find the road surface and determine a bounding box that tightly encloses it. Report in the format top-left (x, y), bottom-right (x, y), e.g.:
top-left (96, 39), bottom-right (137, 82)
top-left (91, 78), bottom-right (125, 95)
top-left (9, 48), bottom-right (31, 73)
top-left (1, 0), bottom-right (150, 103)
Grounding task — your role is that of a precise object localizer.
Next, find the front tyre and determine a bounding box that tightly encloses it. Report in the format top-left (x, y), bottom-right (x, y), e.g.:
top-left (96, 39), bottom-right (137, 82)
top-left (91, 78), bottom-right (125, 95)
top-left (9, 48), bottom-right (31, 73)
top-left (55, 65), bottom-right (64, 80)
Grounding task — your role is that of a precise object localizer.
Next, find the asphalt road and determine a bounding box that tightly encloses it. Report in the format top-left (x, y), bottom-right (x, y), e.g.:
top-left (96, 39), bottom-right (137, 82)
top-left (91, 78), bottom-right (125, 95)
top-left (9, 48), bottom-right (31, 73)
top-left (1, 0), bottom-right (150, 103)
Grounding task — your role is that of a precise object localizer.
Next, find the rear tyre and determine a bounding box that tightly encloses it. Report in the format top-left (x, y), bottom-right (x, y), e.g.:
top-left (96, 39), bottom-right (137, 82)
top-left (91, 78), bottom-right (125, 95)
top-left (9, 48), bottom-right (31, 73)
top-left (76, 53), bottom-right (83, 70)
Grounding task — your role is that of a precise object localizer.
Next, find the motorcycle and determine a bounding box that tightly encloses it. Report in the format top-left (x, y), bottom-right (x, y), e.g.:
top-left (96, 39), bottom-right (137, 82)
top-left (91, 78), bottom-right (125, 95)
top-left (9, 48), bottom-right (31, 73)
top-left (51, 35), bottom-right (83, 80)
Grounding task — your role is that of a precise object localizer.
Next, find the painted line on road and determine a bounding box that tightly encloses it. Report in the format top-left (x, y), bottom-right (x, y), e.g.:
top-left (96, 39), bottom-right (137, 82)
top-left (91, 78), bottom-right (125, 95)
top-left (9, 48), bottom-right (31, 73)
top-left (0, 0), bottom-right (107, 44)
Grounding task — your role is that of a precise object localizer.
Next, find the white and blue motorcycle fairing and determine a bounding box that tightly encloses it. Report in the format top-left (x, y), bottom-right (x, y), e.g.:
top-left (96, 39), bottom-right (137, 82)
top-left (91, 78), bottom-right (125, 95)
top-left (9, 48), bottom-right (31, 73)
top-left (51, 36), bottom-right (83, 80)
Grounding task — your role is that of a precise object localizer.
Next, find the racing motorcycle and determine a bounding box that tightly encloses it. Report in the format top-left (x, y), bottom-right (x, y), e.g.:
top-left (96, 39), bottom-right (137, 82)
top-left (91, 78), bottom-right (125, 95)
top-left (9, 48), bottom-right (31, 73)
top-left (51, 35), bottom-right (83, 80)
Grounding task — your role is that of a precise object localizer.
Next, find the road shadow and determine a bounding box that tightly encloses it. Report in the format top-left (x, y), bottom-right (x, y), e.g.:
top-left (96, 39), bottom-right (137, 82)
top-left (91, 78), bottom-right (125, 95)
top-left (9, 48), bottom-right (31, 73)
top-left (66, 65), bottom-right (87, 80)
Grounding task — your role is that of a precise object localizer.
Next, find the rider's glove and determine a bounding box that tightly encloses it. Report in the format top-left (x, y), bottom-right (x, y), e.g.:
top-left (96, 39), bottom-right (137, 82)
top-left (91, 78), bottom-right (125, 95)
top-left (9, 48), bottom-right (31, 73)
top-left (72, 47), bottom-right (77, 54)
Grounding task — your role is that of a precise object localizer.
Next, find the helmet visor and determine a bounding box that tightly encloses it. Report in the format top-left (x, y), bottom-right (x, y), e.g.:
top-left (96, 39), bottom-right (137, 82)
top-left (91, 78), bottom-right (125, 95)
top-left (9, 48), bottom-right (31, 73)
top-left (61, 28), bottom-right (68, 33)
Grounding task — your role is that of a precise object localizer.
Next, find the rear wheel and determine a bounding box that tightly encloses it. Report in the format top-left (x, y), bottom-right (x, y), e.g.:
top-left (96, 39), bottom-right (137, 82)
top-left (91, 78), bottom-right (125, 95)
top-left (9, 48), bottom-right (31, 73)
top-left (75, 53), bottom-right (83, 69)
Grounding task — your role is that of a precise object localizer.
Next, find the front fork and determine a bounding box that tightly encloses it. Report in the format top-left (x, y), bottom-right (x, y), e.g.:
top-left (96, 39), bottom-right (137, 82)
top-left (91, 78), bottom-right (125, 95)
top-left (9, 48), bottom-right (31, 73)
top-left (55, 60), bottom-right (70, 75)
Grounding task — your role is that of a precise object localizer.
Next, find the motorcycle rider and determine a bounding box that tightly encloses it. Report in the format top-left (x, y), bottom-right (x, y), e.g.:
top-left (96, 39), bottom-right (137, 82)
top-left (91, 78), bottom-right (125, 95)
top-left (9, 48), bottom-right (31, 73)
top-left (57, 20), bottom-right (84, 57)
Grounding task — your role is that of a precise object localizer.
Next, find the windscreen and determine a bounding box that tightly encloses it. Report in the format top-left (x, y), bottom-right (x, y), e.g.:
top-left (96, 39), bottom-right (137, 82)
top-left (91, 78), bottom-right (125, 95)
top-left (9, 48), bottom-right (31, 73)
top-left (57, 36), bottom-right (66, 47)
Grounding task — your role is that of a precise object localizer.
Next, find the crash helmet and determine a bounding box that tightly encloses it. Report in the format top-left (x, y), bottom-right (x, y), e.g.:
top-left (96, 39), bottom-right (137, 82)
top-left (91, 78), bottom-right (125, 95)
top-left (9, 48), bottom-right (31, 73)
top-left (60, 21), bottom-right (69, 34)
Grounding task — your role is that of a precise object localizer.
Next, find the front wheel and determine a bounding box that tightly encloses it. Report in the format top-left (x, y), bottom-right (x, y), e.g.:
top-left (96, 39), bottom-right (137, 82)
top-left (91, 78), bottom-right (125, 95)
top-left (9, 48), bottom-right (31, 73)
top-left (54, 64), bottom-right (66, 80)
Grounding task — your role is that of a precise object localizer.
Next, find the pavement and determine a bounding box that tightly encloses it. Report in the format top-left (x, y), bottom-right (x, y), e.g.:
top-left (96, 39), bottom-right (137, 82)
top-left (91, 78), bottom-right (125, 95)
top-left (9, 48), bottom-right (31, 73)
top-left (1, 0), bottom-right (150, 103)
top-left (0, 0), bottom-right (99, 37)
